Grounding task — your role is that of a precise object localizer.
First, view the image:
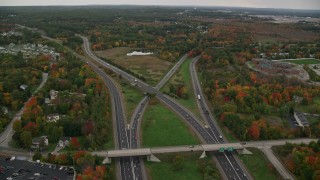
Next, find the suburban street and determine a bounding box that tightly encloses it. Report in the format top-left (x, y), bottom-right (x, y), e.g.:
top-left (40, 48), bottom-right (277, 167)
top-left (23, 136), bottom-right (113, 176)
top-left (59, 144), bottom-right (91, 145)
top-left (0, 72), bottom-right (49, 148)
top-left (260, 147), bottom-right (294, 180)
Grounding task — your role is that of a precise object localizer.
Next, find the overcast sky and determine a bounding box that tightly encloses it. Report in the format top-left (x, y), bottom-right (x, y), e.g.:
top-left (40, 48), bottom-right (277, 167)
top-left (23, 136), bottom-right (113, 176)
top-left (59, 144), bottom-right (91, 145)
top-left (1, 0), bottom-right (320, 10)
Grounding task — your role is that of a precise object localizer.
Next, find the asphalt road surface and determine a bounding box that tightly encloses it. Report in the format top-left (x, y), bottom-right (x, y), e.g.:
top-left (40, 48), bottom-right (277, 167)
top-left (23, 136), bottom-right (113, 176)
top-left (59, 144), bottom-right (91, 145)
top-left (128, 54), bottom-right (189, 179)
top-left (190, 56), bottom-right (250, 180)
top-left (81, 36), bottom-right (248, 179)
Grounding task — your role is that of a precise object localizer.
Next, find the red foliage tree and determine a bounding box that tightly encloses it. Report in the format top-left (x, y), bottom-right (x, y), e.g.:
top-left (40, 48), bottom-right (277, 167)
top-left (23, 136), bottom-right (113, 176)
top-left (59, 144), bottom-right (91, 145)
top-left (70, 137), bottom-right (80, 149)
top-left (248, 121), bottom-right (260, 140)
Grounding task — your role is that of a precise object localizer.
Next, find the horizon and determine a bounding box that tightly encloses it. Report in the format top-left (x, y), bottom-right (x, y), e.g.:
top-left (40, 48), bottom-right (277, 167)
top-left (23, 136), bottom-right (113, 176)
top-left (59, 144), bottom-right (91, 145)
top-left (0, 4), bottom-right (320, 11)
top-left (1, 0), bottom-right (320, 10)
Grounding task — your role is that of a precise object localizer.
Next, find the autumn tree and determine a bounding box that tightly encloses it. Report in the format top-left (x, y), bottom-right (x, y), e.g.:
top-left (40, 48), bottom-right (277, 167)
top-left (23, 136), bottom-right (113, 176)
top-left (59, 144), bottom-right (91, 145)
top-left (248, 121), bottom-right (260, 140)
top-left (20, 131), bottom-right (32, 149)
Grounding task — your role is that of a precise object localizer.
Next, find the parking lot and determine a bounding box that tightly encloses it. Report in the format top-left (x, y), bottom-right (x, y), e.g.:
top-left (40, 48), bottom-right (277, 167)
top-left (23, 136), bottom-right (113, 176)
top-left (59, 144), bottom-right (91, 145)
top-left (0, 155), bottom-right (74, 180)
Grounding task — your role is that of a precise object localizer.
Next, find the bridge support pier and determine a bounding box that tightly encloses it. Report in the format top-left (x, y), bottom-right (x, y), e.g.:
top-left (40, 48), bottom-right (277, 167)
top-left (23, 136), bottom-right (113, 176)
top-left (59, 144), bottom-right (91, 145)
top-left (102, 157), bottom-right (111, 164)
top-left (147, 154), bottom-right (161, 162)
top-left (237, 148), bottom-right (253, 155)
top-left (199, 151), bottom-right (207, 159)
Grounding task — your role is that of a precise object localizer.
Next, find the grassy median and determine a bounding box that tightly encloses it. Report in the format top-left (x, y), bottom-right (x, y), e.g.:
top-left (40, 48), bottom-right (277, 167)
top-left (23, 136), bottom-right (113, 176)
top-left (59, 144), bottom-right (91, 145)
top-left (162, 58), bottom-right (202, 120)
top-left (120, 81), bottom-right (144, 120)
top-left (141, 98), bottom-right (199, 147)
top-left (237, 148), bottom-right (282, 180)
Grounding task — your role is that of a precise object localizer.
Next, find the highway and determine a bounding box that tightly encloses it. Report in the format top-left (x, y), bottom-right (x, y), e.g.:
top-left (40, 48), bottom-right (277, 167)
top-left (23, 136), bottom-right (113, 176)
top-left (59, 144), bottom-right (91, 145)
top-left (128, 54), bottom-right (189, 180)
top-left (81, 36), bottom-right (215, 142)
top-left (81, 58), bottom-right (134, 180)
top-left (80, 35), bottom-right (252, 179)
top-left (14, 26), bottom-right (301, 180)
top-left (190, 56), bottom-right (250, 179)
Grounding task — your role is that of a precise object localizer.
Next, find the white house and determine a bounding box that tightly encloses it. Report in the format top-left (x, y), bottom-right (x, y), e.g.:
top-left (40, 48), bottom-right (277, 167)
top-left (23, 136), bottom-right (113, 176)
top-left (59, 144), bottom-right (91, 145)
top-left (58, 137), bottom-right (70, 147)
top-left (47, 113), bottom-right (60, 122)
top-left (20, 84), bottom-right (28, 91)
top-left (49, 90), bottom-right (58, 100)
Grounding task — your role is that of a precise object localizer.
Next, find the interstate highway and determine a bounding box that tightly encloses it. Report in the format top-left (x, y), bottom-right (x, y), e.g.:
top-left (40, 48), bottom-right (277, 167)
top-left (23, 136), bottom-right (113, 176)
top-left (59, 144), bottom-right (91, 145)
top-left (190, 56), bottom-right (251, 180)
top-left (128, 54), bottom-right (189, 179)
top-left (81, 35), bottom-right (247, 179)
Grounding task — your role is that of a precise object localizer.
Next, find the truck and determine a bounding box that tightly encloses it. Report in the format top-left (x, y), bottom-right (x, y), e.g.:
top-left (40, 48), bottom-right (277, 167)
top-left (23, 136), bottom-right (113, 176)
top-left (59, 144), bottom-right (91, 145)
top-left (197, 95), bottom-right (201, 100)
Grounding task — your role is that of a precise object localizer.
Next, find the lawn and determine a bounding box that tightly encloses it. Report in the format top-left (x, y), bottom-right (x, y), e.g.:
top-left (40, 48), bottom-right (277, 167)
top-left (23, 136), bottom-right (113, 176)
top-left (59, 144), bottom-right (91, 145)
top-left (162, 58), bottom-right (202, 120)
top-left (145, 153), bottom-right (219, 180)
top-left (279, 58), bottom-right (320, 65)
top-left (238, 148), bottom-right (282, 180)
top-left (141, 99), bottom-right (200, 147)
top-left (95, 47), bottom-right (173, 86)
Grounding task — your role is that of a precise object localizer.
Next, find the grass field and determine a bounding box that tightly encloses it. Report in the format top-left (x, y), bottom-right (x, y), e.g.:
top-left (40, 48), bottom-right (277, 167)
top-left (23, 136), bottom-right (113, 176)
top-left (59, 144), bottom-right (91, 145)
top-left (145, 153), bottom-right (219, 180)
top-left (141, 99), bottom-right (199, 147)
top-left (279, 58), bottom-right (320, 65)
top-left (120, 81), bottom-right (144, 120)
top-left (314, 97), bottom-right (320, 105)
top-left (238, 148), bottom-right (282, 180)
top-left (162, 58), bottom-right (202, 119)
top-left (95, 47), bottom-right (173, 86)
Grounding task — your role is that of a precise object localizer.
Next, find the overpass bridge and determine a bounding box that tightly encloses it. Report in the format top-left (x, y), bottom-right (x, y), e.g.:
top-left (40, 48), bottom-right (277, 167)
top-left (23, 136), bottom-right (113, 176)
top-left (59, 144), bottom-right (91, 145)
top-left (92, 138), bottom-right (317, 163)
top-left (94, 142), bottom-right (250, 163)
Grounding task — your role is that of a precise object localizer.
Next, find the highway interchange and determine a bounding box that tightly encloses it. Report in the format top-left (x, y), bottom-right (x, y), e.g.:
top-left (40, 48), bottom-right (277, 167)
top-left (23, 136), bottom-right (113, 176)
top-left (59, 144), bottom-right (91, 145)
top-left (81, 36), bottom-right (250, 180)
top-left (4, 26), bottom-right (314, 180)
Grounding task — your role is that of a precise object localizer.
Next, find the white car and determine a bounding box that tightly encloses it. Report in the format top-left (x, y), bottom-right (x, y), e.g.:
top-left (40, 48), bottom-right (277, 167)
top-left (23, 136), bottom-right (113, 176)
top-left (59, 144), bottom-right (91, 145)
top-left (219, 135), bottom-right (223, 139)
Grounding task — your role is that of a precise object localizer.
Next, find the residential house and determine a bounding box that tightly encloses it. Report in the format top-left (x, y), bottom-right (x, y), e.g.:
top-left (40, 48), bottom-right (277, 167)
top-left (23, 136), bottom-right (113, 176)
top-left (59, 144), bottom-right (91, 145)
top-left (1, 106), bottom-right (8, 115)
top-left (50, 90), bottom-right (58, 100)
top-left (47, 113), bottom-right (60, 123)
top-left (31, 136), bottom-right (48, 151)
top-left (20, 84), bottom-right (28, 91)
top-left (45, 98), bottom-right (50, 104)
top-left (293, 95), bottom-right (303, 104)
top-left (58, 137), bottom-right (71, 147)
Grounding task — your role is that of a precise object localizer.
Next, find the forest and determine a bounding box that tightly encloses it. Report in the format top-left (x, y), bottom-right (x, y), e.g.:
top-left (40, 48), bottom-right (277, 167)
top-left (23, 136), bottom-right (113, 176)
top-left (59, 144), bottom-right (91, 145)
top-left (274, 141), bottom-right (320, 180)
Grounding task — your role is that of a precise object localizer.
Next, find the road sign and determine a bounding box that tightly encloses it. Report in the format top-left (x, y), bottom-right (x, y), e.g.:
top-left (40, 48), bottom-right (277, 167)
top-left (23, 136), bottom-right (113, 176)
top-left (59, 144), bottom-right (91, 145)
top-left (227, 147), bottom-right (234, 152)
top-left (219, 148), bottom-right (224, 152)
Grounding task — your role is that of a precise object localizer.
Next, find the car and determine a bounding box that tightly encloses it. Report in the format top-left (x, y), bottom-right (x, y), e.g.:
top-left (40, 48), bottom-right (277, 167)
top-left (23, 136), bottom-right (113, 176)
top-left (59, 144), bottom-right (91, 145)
top-left (6, 177), bottom-right (13, 180)
top-left (219, 135), bottom-right (223, 139)
top-left (34, 173), bottom-right (40, 176)
top-left (134, 79), bottom-right (137, 82)
top-left (189, 145), bottom-right (194, 148)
